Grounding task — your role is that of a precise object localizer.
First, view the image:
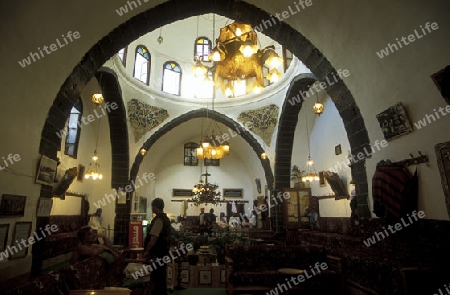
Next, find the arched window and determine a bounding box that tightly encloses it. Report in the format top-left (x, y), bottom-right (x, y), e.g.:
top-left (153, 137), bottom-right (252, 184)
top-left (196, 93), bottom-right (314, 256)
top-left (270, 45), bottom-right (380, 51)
top-left (118, 47), bottom-right (128, 66)
top-left (64, 101), bottom-right (82, 158)
top-left (194, 37), bottom-right (211, 62)
top-left (133, 45), bottom-right (150, 84)
top-left (162, 61), bottom-right (181, 95)
top-left (184, 142), bottom-right (198, 166)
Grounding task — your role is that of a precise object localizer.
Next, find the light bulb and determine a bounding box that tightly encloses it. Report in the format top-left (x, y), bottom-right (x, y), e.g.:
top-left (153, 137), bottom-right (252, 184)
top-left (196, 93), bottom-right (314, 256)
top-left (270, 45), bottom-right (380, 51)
top-left (99, 174), bottom-right (103, 180)
top-left (85, 174), bottom-right (89, 179)
top-left (314, 175), bottom-right (319, 181)
top-left (92, 154), bottom-right (99, 161)
top-left (212, 51), bottom-right (221, 61)
top-left (307, 158), bottom-right (314, 166)
top-left (242, 45), bottom-right (253, 57)
top-left (302, 176), bottom-right (307, 182)
top-left (270, 73), bottom-right (280, 83)
top-left (235, 28), bottom-right (242, 36)
top-left (269, 56), bottom-right (282, 68)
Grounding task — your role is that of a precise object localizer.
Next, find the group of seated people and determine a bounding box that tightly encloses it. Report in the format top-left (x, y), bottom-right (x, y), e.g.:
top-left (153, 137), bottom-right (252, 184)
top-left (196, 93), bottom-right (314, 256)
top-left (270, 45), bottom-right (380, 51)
top-left (194, 208), bottom-right (258, 235)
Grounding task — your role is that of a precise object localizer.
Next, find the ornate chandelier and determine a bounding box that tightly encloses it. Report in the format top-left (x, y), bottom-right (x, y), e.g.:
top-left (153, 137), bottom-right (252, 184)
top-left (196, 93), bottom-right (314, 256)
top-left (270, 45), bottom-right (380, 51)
top-left (191, 170), bottom-right (221, 206)
top-left (85, 150), bottom-right (103, 180)
top-left (302, 111), bottom-right (319, 182)
top-left (192, 18), bottom-right (283, 97)
top-left (196, 100), bottom-right (230, 160)
top-left (85, 102), bottom-right (103, 180)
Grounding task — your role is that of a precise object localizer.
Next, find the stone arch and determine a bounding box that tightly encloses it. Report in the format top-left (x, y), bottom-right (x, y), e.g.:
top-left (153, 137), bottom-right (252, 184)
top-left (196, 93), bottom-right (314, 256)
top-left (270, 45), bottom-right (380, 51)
top-left (130, 108), bottom-right (273, 190)
top-left (37, 0), bottom-right (372, 242)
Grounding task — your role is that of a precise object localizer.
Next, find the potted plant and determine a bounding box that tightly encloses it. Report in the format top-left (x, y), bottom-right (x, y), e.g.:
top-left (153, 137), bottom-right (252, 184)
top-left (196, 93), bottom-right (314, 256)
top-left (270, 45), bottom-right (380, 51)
top-left (210, 224), bottom-right (247, 265)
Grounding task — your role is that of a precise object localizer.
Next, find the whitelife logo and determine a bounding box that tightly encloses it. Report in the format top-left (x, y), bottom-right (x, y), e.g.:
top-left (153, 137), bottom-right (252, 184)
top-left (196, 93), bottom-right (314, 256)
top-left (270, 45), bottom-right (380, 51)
top-left (376, 22), bottom-right (439, 59)
top-left (18, 31), bottom-right (81, 68)
top-left (363, 210), bottom-right (425, 247)
top-left (0, 224), bottom-right (58, 261)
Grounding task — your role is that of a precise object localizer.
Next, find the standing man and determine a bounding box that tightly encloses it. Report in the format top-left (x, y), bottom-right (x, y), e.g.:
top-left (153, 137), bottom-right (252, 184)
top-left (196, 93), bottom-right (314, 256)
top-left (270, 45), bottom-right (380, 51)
top-left (205, 208), bottom-right (216, 236)
top-left (199, 208), bottom-right (206, 235)
top-left (143, 198), bottom-right (171, 295)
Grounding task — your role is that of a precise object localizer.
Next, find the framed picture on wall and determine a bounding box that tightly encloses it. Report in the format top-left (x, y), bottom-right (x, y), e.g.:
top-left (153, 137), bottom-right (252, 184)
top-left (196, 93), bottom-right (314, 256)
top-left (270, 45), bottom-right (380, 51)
top-left (0, 224), bottom-right (9, 252)
top-left (376, 102), bottom-right (413, 141)
top-left (35, 155), bottom-right (57, 186)
top-left (77, 164), bottom-right (85, 182)
top-left (36, 198), bottom-right (53, 217)
top-left (9, 222), bottom-right (32, 259)
top-left (0, 195), bottom-right (26, 217)
top-left (223, 189), bottom-right (243, 198)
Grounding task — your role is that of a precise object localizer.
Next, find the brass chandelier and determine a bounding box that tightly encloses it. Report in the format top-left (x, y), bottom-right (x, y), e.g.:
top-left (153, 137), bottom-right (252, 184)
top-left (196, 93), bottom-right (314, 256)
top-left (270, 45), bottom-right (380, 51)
top-left (192, 18), bottom-right (283, 97)
top-left (196, 100), bottom-right (230, 160)
top-left (191, 169), bottom-right (221, 206)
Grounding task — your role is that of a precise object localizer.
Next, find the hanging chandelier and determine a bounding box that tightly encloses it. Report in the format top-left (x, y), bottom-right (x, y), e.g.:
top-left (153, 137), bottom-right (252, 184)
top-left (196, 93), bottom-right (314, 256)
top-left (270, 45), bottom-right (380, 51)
top-left (92, 71), bottom-right (104, 106)
top-left (192, 17), bottom-right (283, 97)
top-left (191, 170), bottom-right (221, 206)
top-left (196, 99), bottom-right (230, 160)
top-left (302, 111), bottom-right (319, 182)
top-left (85, 150), bottom-right (103, 180)
top-left (313, 90), bottom-right (324, 115)
top-left (85, 106), bottom-right (103, 180)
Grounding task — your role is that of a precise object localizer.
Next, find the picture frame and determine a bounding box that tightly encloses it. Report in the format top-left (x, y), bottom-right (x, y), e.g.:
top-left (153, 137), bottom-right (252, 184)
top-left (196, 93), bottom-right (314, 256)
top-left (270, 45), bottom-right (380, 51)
top-left (319, 171), bottom-right (326, 187)
top-left (173, 189), bottom-right (193, 197)
top-left (220, 269), bottom-right (226, 283)
top-left (204, 158), bottom-right (220, 166)
top-left (0, 195), bottom-right (27, 217)
top-left (255, 178), bottom-right (261, 194)
top-left (435, 141), bottom-right (450, 217)
top-left (77, 164), bottom-right (85, 182)
top-left (431, 65), bottom-right (450, 105)
top-left (9, 222), bottom-right (32, 259)
top-left (198, 270), bottom-right (212, 285)
top-left (335, 144), bottom-right (342, 155)
top-left (180, 269), bottom-right (189, 283)
top-left (376, 102), bottom-right (413, 141)
top-left (36, 155), bottom-right (57, 186)
top-left (223, 188), bottom-right (243, 198)
top-left (36, 198), bottom-right (53, 217)
top-left (0, 224), bottom-right (9, 252)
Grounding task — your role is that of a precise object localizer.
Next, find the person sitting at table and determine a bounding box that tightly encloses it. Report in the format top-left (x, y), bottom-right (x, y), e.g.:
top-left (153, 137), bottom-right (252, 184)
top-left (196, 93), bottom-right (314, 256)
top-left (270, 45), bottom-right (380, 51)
top-left (71, 226), bottom-right (117, 264)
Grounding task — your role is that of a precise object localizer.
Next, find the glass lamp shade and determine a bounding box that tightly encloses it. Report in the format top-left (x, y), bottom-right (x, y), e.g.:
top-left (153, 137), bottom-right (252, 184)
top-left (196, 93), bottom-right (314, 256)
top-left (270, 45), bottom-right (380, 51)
top-left (201, 140), bottom-right (211, 149)
top-left (196, 147), bottom-right (204, 159)
top-left (267, 69), bottom-right (282, 83)
top-left (222, 143), bottom-right (230, 155)
top-left (92, 93), bottom-right (104, 105)
top-left (261, 152), bottom-right (267, 160)
top-left (313, 102), bottom-right (324, 115)
top-left (314, 175), bottom-right (320, 181)
top-left (192, 61), bottom-right (207, 77)
top-left (307, 158), bottom-right (314, 166)
top-left (140, 148), bottom-right (147, 156)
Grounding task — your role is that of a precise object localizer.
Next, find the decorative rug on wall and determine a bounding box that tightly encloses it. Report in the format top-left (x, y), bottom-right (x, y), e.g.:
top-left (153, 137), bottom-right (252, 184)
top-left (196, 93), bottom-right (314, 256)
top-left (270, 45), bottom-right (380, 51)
top-left (237, 104), bottom-right (279, 146)
top-left (127, 98), bottom-right (169, 142)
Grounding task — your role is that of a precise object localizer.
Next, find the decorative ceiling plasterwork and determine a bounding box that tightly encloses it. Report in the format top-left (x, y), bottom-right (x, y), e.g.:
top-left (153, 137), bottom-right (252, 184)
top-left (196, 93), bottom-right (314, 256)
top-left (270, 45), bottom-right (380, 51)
top-left (128, 98), bottom-right (169, 142)
top-left (237, 104), bottom-right (279, 146)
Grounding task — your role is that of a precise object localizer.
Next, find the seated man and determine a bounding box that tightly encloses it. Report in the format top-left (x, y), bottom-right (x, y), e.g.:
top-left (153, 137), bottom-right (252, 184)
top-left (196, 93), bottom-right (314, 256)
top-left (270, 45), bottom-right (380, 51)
top-left (71, 226), bottom-right (117, 265)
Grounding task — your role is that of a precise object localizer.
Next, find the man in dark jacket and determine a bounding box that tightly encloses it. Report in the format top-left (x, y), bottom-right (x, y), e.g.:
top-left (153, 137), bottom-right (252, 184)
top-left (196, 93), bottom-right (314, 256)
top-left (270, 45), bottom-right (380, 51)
top-left (143, 198), bottom-right (171, 295)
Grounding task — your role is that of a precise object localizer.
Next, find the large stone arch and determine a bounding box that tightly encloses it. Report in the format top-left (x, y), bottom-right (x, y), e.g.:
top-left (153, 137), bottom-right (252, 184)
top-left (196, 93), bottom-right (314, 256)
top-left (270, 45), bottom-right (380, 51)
top-left (130, 108), bottom-right (273, 188)
top-left (37, 0), bottom-right (371, 242)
